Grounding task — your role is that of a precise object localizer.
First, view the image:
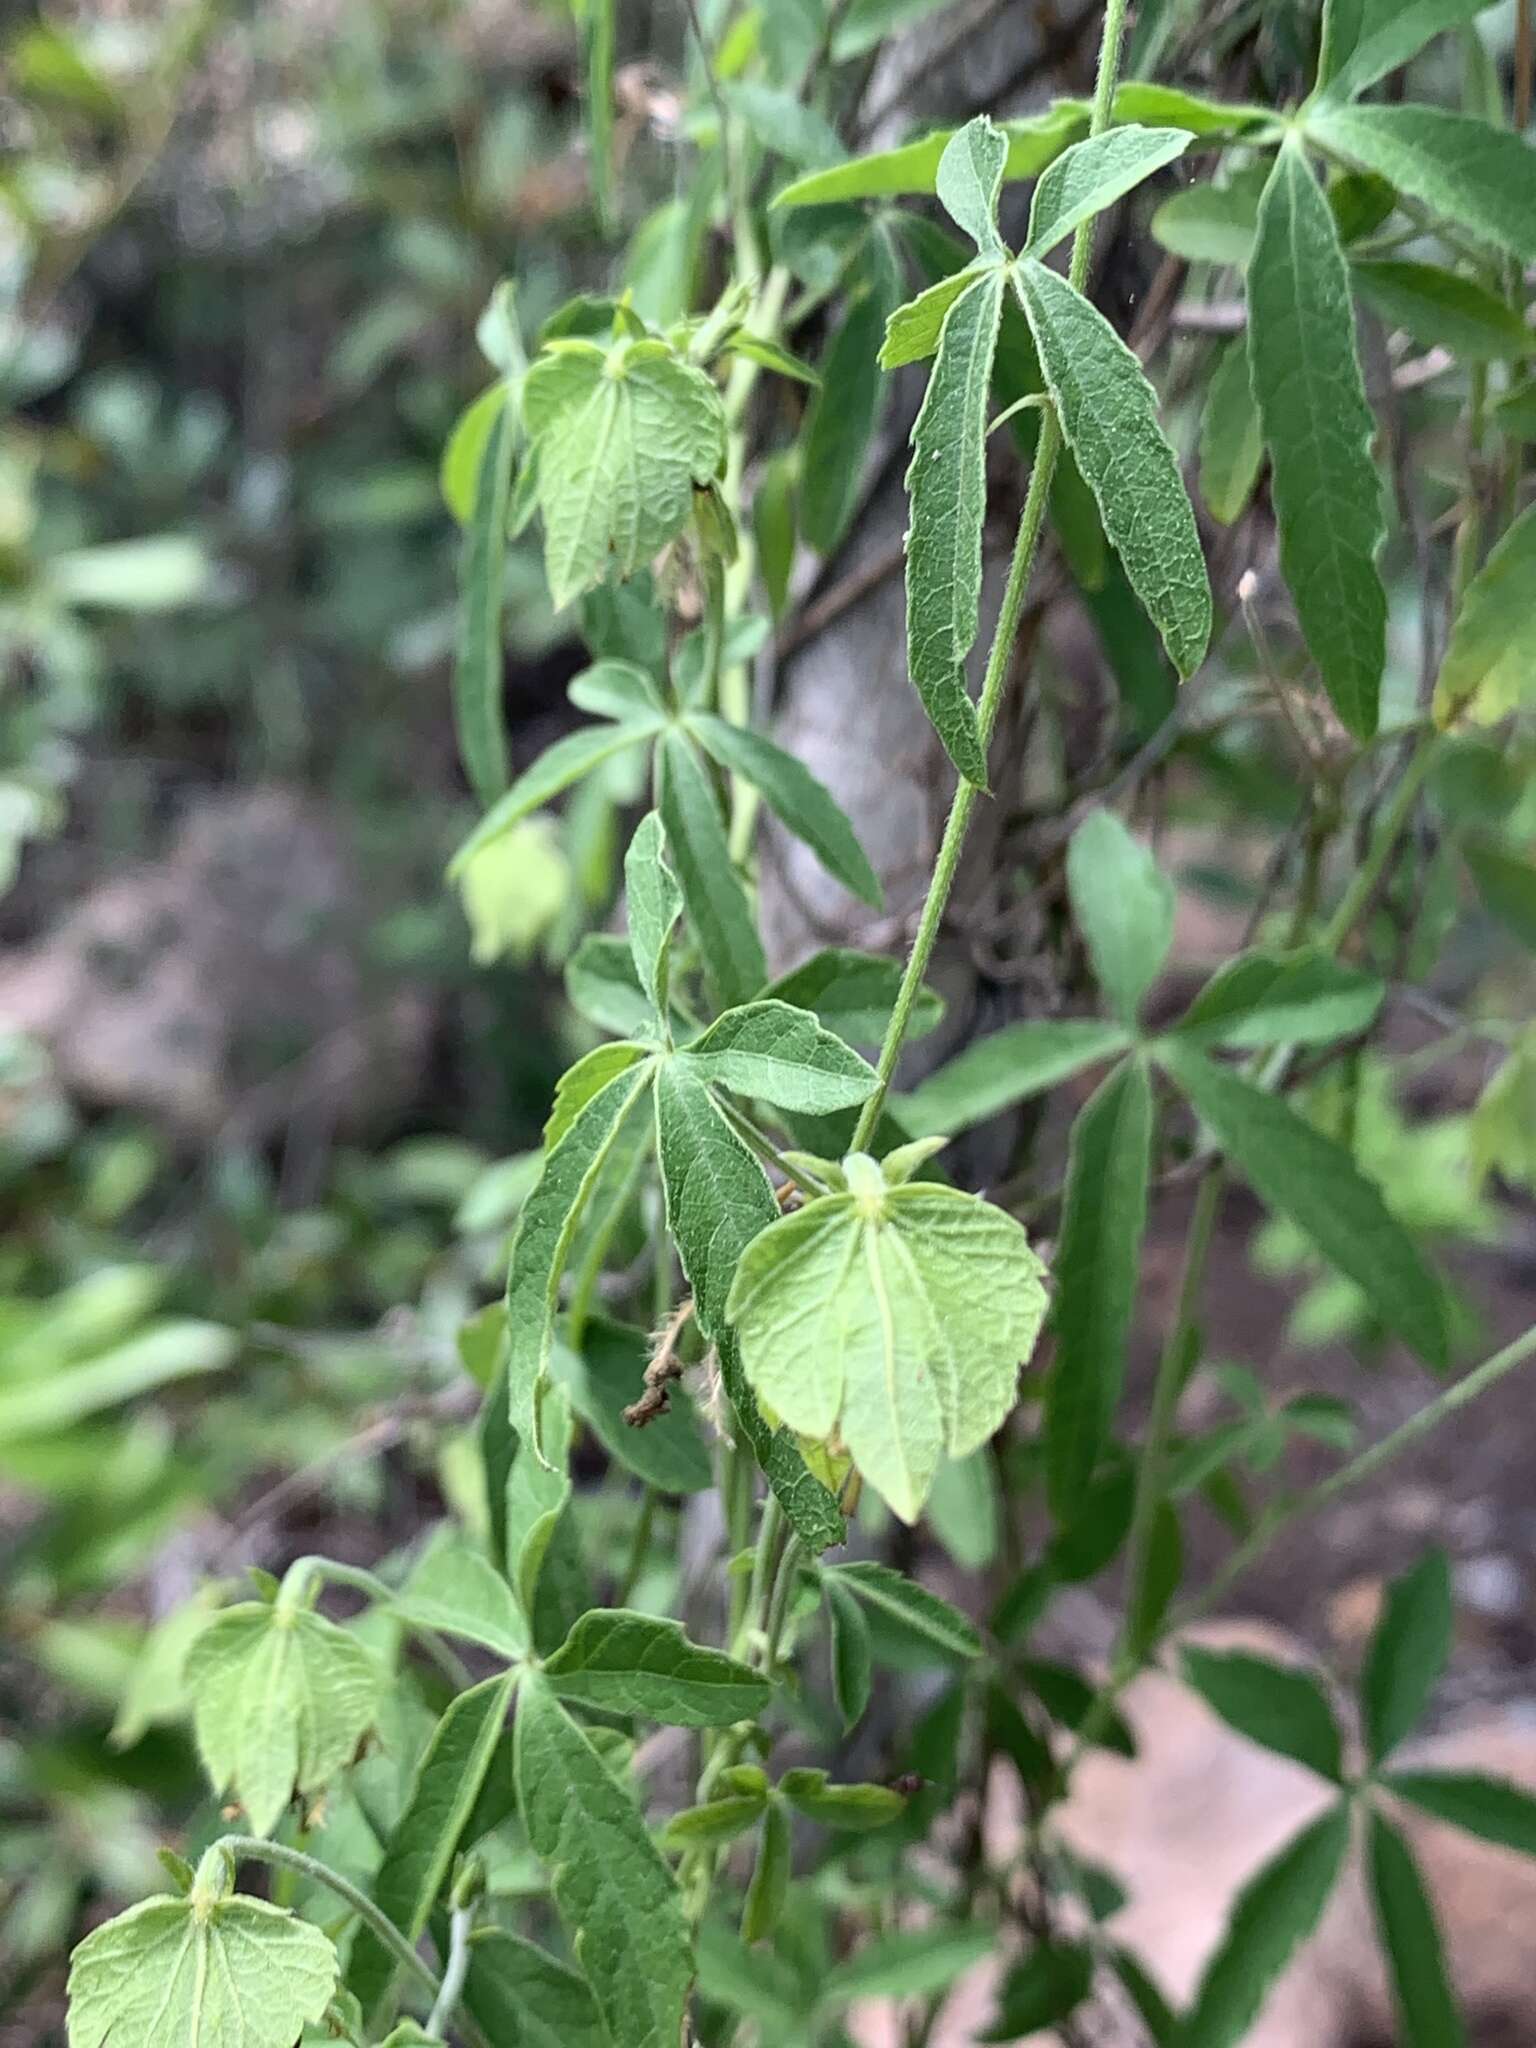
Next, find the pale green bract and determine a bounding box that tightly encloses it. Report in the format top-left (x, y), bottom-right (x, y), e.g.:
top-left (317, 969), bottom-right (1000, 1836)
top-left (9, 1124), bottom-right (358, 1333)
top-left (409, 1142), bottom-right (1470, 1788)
top-left (184, 1601), bottom-right (379, 1838)
top-left (67, 1846), bottom-right (338, 2048)
top-left (726, 1153), bottom-right (1048, 1521)
top-left (522, 336), bottom-right (727, 609)
top-left (1014, 258), bottom-right (1211, 681)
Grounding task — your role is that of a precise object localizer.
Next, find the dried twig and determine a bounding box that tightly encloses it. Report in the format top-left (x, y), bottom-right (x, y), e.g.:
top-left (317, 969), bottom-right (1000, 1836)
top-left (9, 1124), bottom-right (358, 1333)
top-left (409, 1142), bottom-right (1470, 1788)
top-left (624, 1298), bottom-right (695, 1427)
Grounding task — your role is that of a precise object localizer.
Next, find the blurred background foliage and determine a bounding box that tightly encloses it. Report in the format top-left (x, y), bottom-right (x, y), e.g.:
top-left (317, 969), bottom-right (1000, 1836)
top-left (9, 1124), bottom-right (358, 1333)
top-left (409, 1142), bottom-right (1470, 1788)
top-left (1, 0), bottom-right (1534, 2033)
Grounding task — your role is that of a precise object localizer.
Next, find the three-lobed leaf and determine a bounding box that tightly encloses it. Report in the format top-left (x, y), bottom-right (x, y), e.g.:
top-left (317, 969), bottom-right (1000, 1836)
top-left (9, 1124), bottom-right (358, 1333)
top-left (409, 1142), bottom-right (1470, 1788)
top-left (184, 1602), bottom-right (379, 1839)
top-left (522, 337), bottom-right (727, 608)
top-left (67, 1847), bottom-right (338, 2048)
top-left (1014, 258), bottom-right (1211, 680)
top-left (727, 1157), bottom-right (1048, 1521)
top-left (1247, 139), bottom-right (1386, 739)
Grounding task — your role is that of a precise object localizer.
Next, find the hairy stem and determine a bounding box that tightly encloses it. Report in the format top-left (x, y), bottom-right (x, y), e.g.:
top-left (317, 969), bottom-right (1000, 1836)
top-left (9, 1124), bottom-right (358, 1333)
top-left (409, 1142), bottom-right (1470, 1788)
top-left (216, 1834), bottom-right (440, 2000)
top-left (427, 1902), bottom-right (476, 2039)
top-left (851, 0), bottom-right (1133, 1149)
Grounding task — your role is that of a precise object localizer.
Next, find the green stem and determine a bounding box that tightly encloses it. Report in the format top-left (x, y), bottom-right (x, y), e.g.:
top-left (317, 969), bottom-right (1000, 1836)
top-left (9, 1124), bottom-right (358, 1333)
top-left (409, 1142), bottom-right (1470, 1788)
top-left (216, 1834), bottom-right (441, 2001)
top-left (1317, 729), bottom-right (1439, 956)
top-left (616, 1488), bottom-right (659, 1607)
top-left (851, 0), bottom-right (1134, 1151)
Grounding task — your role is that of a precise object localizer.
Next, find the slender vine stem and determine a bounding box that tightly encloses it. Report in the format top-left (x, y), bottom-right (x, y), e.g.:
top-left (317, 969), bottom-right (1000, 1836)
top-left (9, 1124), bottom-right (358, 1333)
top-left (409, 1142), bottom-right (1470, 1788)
top-left (427, 1902), bottom-right (476, 2039)
top-left (851, 0), bottom-right (1134, 1150)
top-left (216, 1835), bottom-right (441, 2000)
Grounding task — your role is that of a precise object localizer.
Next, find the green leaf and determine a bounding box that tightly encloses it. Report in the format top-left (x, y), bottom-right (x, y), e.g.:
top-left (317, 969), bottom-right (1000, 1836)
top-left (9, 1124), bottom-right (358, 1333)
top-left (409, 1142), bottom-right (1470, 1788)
top-left (827, 1560), bottom-right (984, 1661)
top-left (1159, 1043), bottom-right (1448, 1368)
top-left (772, 102), bottom-right (1091, 210)
top-left (765, 948), bottom-right (944, 1047)
top-left (1367, 1809), bottom-right (1466, 2048)
top-left (1152, 180), bottom-right (1259, 266)
top-left (184, 1602), bottom-right (378, 1838)
top-left (347, 1671), bottom-right (514, 2022)
top-left (657, 728), bottom-right (767, 1009)
top-left (582, 0), bottom-right (615, 227)
top-left (566, 934), bottom-right (657, 1039)
top-left (1171, 948), bottom-right (1384, 1049)
top-left (453, 398), bottom-right (515, 806)
top-left (926, 1445), bottom-right (1002, 1569)
top-left (1353, 258), bottom-right (1533, 363)
top-left (1027, 125), bottom-right (1193, 258)
top-left (903, 267), bottom-right (1004, 785)
top-left (1322, 0), bottom-right (1504, 104)
top-left (935, 115), bottom-right (1008, 255)
top-left (687, 713), bottom-right (882, 906)
top-left (1015, 258), bottom-right (1211, 680)
top-left (1385, 1768), bottom-right (1536, 1856)
top-left (1179, 1646), bottom-right (1344, 1780)
top-left (448, 720), bottom-right (659, 877)
top-left (391, 1526), bottom-right (529, 1660)
top-left (441, 380), bottom-right (509, 526)
top-left (464, 1930), bottom-right (608, 2048)
top-left (505, 1379), bottom-right (574, 1621)
top-left (1471, 1029), bottom-right (1536, 1189)
top-left (654, 1056), bottom-right (774, 1339)
top-left (0, 1319), bottom-right (235, 1443)
top-left (679, 999), bottom-right (876, 1111)
top-left (1432, 500), bottom-right (1536, 728)
top-left (67, 1845), bottom-right (337, 2048)
top-left (1199, 336), bottom-right (1264, 527)
top-left (522, 337), bottom-right (727, 608)
top-left (1023, 1657), bottom-right (1137, 1755)
top-left (1183, 1804), bottom-right (1351, 2048)
top-left (1247, 140), bottom-right (1386, 739)
top-left (505, 1062), bottom-right (656, 1452)
top-left (800, 234), bottom-right (901, 554)
top-left (624, 811), bottom-right (681, 1019)
top-left (1363, 1548), bottom-right (1452, 1763)
top-left (741, 1799), bottom-right (792, 1944)
top-left (568, 657), bottom-right (666, 720)
top-left (980, 1943), bottom-right (1093, 2041)
top-left (543, 1609), bottom-right (770, 1725)
top-left (1066, 808), bottom-right (1175, 1025)
top-left (1045, 1057), bottom-right (1153, 1519)
top-left (546, 1044), bottom-right (652, 1154)
top-left (898, 1017), bottom-right (1131, 1136)
top-left (1308, 105), bottom-right (1536, 268)
top-left (825, 1574), bottom-right (872, 1729)
top-left (513, 1674), bottom-right (692, 2048)
top-left (727, 82), bottom-right (843, 169)
top-left (752, 449), bottom-right (797, 620)
top-left (721, 1329), bottom-right (848, 1551)
top-left (821, 1926), bottom-right (994, 2007)
top-left (832, 0), bottom-right (956, 60)
top-left (1465, 837), bottom-right (1536, 951)
top-left (728, 1158), bottom-right (1048, 1521)
top-left (779, 1767), bottom-right (905, 1830)
top-left (663, 1793), bottom-right (769, 1848)
top-left (880, 267), bottom-right (986, 370)
top-left (566, 1316), bottom-right (713, 1493)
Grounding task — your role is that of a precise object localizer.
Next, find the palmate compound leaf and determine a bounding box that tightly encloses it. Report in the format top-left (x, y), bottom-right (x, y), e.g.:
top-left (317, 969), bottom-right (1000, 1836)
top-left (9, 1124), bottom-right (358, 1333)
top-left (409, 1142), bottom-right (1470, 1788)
top-left (521, 336), bottom-right (727, 609)
top-left (726, 1152), bottom-right (1048, 1521)
top-left (67, 1846), bottom-right (338, 2048)
top-left (1013, 258), bottom-right (1211, 682)
top-left (184, 1601), bottom-right (379, 1839)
